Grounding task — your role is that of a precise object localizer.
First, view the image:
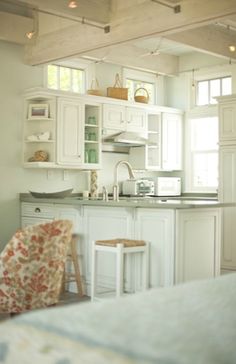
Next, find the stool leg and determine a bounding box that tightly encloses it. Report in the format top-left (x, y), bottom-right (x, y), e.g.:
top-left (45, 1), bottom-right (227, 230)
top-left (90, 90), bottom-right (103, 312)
top-left (142, 242), bottom-right (149, 290)
top-left (116, 243), bottom-right (124, 297)
top-left (91, 241), bottom-right (97, 301)
top-left (70, 235), bottom-right (84, 297)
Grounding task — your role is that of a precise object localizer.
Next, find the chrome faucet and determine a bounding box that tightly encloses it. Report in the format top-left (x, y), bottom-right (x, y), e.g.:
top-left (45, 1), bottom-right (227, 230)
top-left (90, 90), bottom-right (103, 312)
top-left (102, 186), bottom-right (109, 201)
top-left (113, 160), bottom-right (135, 201)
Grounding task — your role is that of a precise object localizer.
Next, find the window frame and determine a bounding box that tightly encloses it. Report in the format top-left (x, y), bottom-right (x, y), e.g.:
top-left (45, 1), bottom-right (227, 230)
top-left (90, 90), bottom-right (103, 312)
top-left (184, 107), bottom-right (219, 193)
top-left (44, 59), bottom-right (94, 94)
top-left (122, 68), bottom-right (162, 105)
top-left (196, 75), bottom-right (232, 106)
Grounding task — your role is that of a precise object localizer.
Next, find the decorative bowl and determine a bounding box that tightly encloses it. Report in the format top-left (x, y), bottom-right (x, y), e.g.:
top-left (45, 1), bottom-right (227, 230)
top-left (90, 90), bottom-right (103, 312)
top-left (29, 188), bottom-right (73, 198)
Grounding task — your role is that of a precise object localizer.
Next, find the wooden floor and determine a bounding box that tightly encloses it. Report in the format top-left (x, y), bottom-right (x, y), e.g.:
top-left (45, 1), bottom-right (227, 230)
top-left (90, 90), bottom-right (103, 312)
top-left (0, 291), bottom-right (90, 322)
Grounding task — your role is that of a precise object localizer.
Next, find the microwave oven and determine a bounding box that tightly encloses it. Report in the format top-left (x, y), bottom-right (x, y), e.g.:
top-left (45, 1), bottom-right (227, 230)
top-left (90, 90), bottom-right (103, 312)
top-left (155, 177), bottom-right (181, 196)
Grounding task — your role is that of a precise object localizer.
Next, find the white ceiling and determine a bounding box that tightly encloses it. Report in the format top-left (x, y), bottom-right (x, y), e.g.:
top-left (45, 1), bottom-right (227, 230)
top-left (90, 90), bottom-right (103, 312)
top-left (1, 0), bottom-right (236, 75)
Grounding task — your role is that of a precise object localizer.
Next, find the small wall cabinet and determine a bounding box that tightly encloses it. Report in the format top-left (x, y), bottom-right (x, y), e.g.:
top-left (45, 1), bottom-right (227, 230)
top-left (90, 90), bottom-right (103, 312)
top-left (102, 103), bottom-right (147, 134)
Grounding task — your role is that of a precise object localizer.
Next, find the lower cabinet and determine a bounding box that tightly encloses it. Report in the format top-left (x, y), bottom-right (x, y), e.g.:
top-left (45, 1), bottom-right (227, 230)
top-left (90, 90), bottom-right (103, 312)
top-left (221, 207), bottom-right (236, 270)
top-left (175, 208), bottom-right (221, 283)
top-left (83, 206), bottom-right (134, 293)
top-left (21, 202), bottom-right (221, 295)
top-left (83, 207), bottom-right (176, 292)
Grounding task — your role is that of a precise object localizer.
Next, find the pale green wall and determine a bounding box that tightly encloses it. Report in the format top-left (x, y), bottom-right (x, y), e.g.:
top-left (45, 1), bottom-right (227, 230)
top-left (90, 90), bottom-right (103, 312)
top-left (0, 41), bottom-right (184, 249)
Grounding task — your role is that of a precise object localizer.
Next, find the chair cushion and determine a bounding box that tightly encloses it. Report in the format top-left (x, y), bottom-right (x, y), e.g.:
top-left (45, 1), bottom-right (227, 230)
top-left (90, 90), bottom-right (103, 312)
top-left (0, 220), bottom-right (72, 313)
top-left (96, 238), bottom-right (146, 247)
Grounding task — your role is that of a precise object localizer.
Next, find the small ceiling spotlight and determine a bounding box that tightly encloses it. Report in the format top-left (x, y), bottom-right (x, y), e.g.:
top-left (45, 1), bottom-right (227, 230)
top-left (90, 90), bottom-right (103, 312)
top-left (25, 30), bottom-right (35, 40)
top-left (68, 1), bottom-right (78, 8)
top-left (229, 45), bottom-right (236, 52)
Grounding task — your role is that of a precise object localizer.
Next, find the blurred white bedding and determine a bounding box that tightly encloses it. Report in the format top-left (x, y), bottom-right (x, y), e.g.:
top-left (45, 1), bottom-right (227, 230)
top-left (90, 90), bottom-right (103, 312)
top-left (0, 273), bottom-right (236, 364)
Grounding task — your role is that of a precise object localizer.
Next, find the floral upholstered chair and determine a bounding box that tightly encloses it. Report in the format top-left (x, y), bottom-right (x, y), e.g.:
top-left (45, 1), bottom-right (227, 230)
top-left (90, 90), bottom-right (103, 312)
top-left (0, 220), bottom-right (73, 313)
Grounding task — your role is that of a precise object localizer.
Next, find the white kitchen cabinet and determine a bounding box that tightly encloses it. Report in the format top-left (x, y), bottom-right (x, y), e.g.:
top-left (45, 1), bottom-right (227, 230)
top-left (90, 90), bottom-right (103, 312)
top-left (103, 103), bottom-right (147, 134)
top-left (57, 97), bottom-right (102, 168)
top-left (162, 112), bottom-right (182, 171)
top-left (218, 95), bottom-right (236, 271)
top-left (57, 97), bottom-right (84, 166)
top-left (23, 91), bottom-right (57, 168)
top-left (219, 146), bottom-right (236, 269)
top-left (83, 206), bottom-right (134, 293)
top-left (175, 208), bottom-right (221, 283)
top-left (135, 208), bottom-right (175, 287)
top-left (218, 99), bottom-right (236, 143)
top-left (130, 110), bottom-right (182, 171)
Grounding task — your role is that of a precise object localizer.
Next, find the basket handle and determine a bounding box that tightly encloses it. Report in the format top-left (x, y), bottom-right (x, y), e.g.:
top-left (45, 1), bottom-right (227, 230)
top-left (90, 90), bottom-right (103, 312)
top-left (134, 87), bottom-right (150, 101)
top-left (90, 78), bottom-right (100, 90)
top-left (113, 73), bottom-right (123, 88)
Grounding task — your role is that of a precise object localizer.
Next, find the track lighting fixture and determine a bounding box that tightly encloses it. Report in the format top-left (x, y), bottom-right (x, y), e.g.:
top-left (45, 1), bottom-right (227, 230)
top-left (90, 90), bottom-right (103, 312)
top-left (25, 30), bottom-right (35, 40)
top-left (68, 1), bottom-right (78, 8)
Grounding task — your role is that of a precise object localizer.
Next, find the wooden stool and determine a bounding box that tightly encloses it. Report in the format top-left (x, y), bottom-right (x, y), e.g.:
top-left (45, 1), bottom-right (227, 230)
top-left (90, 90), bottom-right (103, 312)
top-left (62, 234), bottom-right (84, 297)
top-left (91, 238), bottom-right (149, 301)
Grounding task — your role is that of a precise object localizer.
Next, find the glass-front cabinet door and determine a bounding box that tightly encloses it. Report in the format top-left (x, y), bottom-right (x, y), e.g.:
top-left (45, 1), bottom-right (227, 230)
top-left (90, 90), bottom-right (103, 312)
top-left (84, 102), bottom-right (102, 169)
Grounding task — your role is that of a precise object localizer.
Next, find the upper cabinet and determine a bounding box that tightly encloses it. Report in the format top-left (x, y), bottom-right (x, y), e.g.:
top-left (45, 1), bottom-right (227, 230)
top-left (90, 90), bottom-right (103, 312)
top-left (23, 88), bottom-right (182, 171)
top-left (57, 97), bottom-right (83, 166)
top-left (23, 89), bottom-right (101, 169)
top-left (218, 96), bottom-right (236, 144)
top-left (103, 103), bottom-right (147, 134)
top-left (130, 109), bottom-right (183, 171)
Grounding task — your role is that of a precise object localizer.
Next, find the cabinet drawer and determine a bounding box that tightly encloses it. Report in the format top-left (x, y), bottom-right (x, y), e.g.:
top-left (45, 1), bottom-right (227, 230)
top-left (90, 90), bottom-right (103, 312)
top-left (21, 202), bottom-right (56, 218)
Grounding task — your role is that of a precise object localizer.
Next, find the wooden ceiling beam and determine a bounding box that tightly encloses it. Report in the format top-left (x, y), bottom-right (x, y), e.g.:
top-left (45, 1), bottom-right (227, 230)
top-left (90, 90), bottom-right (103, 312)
top-left (166, 25), bottom-right (236, 60)
top-left (0, 11), bottom-right (33, 44)
top-left (24, 0), bottom-right (236, 66)
top-left (6, 0), bottom-right (110, 24)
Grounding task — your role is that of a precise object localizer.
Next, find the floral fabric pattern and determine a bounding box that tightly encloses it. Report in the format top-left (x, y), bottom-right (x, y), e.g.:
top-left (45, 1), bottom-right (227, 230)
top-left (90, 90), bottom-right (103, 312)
top-left (0, 220), bottom-right (72, 313)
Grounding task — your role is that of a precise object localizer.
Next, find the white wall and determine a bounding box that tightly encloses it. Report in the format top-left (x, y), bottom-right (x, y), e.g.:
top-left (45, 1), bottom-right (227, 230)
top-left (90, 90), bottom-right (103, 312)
top-left (0, 41), bottom-right (183, 249)
top-left (0, 41), bottom-right (138, 248)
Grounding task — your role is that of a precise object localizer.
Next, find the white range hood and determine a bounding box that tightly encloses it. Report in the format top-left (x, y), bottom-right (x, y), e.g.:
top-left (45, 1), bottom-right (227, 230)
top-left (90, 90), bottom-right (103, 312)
top-left (103, 131), bottom-right (148, 146)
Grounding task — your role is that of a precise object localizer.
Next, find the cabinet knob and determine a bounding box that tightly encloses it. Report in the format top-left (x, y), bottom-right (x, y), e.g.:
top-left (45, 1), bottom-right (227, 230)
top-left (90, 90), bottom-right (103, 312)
top-left (35, 207), bottom-right (41, 213)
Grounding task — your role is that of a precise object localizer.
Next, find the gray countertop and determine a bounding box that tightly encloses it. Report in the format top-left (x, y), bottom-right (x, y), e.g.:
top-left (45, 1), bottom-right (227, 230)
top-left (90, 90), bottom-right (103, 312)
top-left (19, 194), bottom-right (235, 209)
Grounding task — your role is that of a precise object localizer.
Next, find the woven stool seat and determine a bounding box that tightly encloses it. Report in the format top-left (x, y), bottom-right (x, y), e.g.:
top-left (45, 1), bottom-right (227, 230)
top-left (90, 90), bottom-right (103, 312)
top-left (96, 238), bottom-right (146, 247)
top-left (91, 238), bottom-right (149, 301)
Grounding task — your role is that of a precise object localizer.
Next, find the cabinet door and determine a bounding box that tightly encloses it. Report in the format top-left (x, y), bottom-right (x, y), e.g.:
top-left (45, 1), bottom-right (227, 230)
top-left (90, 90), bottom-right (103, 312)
top-left (103, 104), bottom-right (126, 130)
top-left (175, 209), bottom-right (221, 283)
top-left (162, 112), bottom-right (182, 171)
top-left (56, 205), bottom-right (81, 233)
top-left (219, 102), bottom-right (236, 142)
top-left (219, 146), bottom-right (236, 201)
top-left (219, 146), bottom-right (236, 269)
top-left (135, 208), bottom-right (175, 288)
top-left (57, 98), bottom-right (83, 165)
top-left (126, 107), bottom-right (147, 133)
top-left (221, 207), bottom-right (236, 269)
top-left (83, 206), bottom-right (133, 294)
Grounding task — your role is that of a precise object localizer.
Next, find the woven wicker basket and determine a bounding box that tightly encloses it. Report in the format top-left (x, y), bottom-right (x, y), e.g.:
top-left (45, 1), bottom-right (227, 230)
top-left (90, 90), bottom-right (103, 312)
top-left (134, 87), bottom-right (149, 104)
top-left (107, 73), bottom-right (128, 100)
top-left (87, 78), bottom-right (103, 96)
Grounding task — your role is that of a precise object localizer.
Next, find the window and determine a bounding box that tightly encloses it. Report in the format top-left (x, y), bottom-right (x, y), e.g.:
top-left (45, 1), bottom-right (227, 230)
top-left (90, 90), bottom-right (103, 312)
top-left (126, 78), bottom-right (155, 104)
top-left (123, 68), bottom-right (158, 104)
top-left (196, 76), bottom-right (232, 106)
top-left (187, 116), bottom-right (218, 191)
top-left (47, 65), bottom-right (85, 93)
